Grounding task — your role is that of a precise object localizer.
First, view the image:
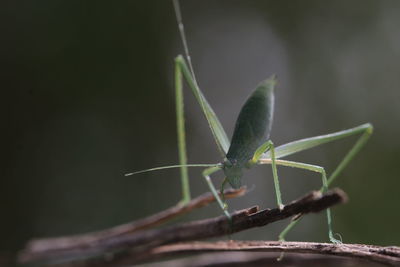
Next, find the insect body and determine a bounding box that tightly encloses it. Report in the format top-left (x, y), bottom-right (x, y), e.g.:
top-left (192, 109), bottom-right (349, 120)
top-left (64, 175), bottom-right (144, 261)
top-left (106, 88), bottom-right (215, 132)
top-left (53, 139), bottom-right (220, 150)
top-left (224, 78), bottom-right (275, 189)
top-left (126, 0), bottom-right (373, 243)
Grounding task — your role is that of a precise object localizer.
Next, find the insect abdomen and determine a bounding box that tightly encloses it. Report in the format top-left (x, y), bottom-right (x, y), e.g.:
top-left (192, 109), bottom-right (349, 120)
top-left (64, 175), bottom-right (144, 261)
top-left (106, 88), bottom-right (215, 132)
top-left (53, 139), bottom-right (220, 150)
top-left (226, 76), bottom-right (276, 165)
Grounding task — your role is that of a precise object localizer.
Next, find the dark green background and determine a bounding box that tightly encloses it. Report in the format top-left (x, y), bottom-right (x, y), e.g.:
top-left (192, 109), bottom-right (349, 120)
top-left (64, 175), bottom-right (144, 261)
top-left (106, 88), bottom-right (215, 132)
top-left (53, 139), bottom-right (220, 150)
top-left (2, 0), bottom-right (399, 263)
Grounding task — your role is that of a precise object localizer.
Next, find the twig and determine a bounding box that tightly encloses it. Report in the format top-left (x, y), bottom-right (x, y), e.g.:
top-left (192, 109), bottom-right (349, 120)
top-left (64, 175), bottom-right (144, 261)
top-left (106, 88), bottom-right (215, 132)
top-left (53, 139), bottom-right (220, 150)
top-left (19, 187), bottom-right (246, 257)
top-left (19, 188), bottom-right (347, 265)
top-left (18, 188), bottom-right (246, 262)
top-left (141, 241), bottom-right (400, 266)
top-left (138, 251), bottom-right (391, 267)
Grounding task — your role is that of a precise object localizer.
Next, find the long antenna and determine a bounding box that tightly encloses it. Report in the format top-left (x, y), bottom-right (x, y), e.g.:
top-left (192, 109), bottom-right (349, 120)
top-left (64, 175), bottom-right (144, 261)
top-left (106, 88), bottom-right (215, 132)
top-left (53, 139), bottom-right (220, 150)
top-left (172, 0), bottom-right (198, 86)
top-left (125, 164), bottom-right (221, 176)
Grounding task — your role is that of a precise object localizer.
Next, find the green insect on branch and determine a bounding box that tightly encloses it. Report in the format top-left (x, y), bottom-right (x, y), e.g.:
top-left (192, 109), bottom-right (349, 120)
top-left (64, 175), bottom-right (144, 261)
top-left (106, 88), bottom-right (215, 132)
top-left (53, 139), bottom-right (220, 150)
top-left (125, 0), bottom-right (373, 244)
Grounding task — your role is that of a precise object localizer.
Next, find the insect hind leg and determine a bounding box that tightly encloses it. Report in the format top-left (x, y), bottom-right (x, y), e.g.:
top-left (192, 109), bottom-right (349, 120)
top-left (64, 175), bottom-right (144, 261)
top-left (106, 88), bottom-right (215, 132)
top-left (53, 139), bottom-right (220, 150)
top-left (260, 123), bottom-right (372, 242)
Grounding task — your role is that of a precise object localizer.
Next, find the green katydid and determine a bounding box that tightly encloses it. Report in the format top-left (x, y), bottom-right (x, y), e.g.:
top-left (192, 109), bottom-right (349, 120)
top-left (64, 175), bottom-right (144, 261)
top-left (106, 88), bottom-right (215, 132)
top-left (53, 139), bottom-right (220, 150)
top-left (126, 0), bottom-right (373, 243)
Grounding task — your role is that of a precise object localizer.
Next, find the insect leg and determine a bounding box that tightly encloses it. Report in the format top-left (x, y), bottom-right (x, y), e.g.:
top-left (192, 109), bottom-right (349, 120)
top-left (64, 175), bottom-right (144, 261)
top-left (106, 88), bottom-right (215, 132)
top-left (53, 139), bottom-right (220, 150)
top-left (175, 55), bottom-right (191, 204)
top-left (174, 56), bottom-right (232, 204)
top-left (326, 125), bottom-right (372, 186)
top-left (220, 177), bottom-right (229, 209)
top-left (266, 123), bottom-right (373, 161)
top-left (260, 124), bottom-right (372, 242)
top-left (202, 166), bottom-right (231, 218)
top-left (259, 159), bottom-right (340, 243)
top-left (249, 140), bottom-right (283, 209)
top-left (175, 56), bottom-right (230, 156)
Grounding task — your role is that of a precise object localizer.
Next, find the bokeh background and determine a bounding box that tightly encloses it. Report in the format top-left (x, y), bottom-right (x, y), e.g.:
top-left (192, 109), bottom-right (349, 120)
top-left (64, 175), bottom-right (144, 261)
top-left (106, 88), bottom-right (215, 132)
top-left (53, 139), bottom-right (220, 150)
top-left (2, 0), bottom-right (400, 263)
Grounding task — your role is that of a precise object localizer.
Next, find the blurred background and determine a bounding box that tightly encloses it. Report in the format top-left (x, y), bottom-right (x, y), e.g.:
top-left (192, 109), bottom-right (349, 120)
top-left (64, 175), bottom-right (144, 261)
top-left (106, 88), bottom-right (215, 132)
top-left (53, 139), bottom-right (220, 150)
top-left (2, 0), bottom-right (400, 263)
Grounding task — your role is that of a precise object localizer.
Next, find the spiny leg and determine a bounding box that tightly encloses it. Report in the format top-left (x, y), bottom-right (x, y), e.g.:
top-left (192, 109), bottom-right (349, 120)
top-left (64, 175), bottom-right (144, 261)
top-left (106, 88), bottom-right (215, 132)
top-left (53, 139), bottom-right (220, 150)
top-left (249, 140), bottom-right (283, 209)
top-left (202, 166), bottom-right (231, 218)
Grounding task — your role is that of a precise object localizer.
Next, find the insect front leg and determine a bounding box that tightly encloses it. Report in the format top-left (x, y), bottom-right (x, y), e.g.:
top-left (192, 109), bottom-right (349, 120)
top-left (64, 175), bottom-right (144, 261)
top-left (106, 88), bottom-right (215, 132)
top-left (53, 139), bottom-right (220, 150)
top-left (202, 166), bottom-right (231, 218)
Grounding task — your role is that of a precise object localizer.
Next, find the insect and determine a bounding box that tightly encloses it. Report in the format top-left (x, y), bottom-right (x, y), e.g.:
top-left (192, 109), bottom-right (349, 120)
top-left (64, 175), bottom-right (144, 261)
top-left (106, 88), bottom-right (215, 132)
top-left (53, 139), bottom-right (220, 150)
top-left (126, 0), bottom-right (373, 243)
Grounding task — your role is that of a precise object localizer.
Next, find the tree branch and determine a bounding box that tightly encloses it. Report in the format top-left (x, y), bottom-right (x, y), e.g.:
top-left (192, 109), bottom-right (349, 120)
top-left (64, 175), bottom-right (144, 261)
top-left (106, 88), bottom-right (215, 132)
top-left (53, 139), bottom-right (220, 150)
top-left (140, 241), bottom-right (400, 266)
top-left (19, 188), bottom-right (347, 265)
top-left (19, 187), bottom-right (246, 258)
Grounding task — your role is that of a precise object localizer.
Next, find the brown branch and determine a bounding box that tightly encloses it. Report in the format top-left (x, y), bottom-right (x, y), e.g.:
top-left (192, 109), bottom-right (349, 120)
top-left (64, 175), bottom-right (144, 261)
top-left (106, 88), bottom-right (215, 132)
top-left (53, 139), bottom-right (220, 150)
top-left (141, 241), bottom-right (400, 266)
top-left (19, 187), bottom-right (246, 258)
top-left (18, 188), bottom-right (246, 263)
top-left (19, 188), bottom-right (347, 266)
